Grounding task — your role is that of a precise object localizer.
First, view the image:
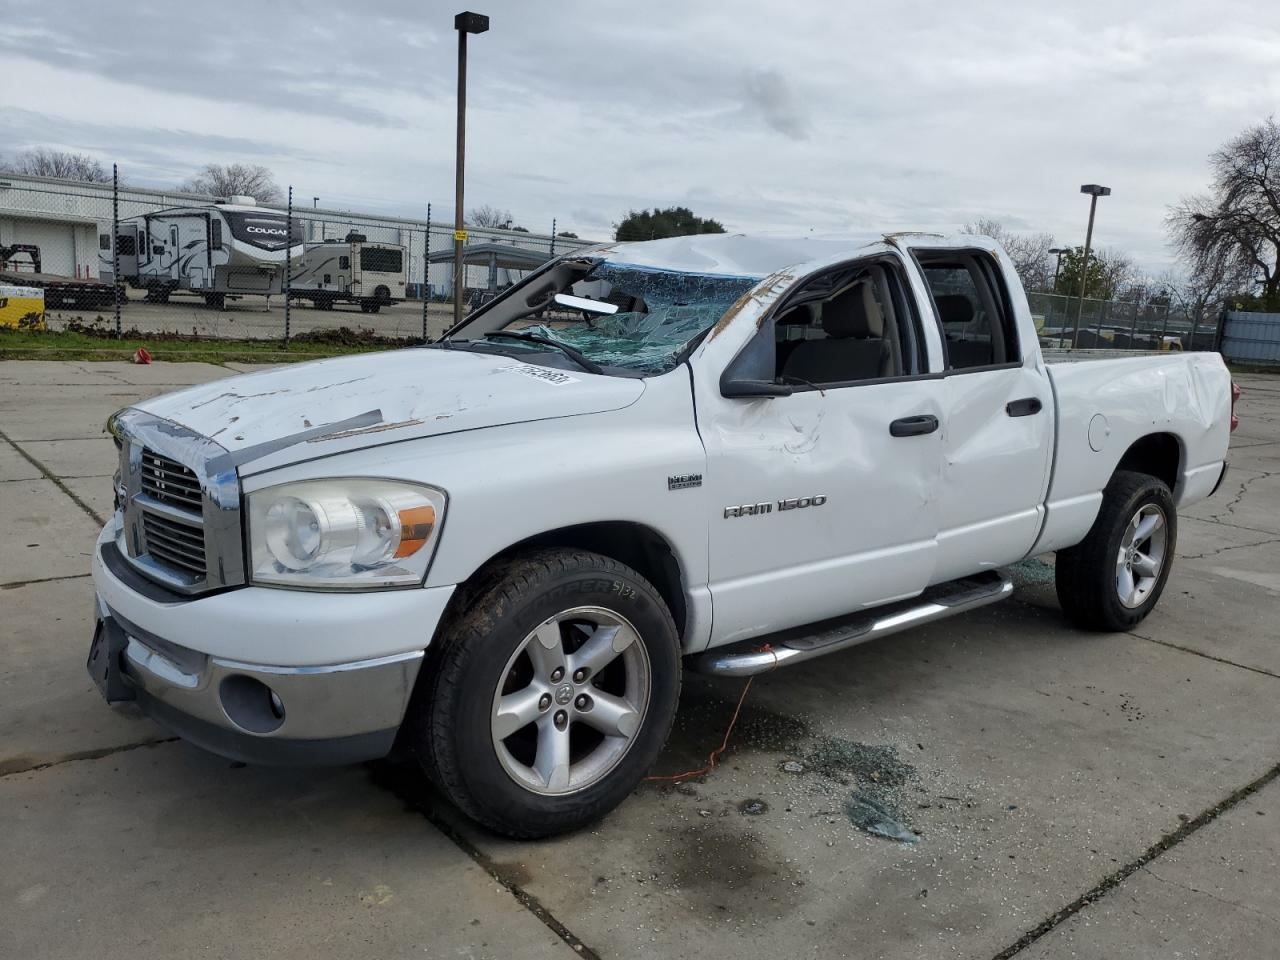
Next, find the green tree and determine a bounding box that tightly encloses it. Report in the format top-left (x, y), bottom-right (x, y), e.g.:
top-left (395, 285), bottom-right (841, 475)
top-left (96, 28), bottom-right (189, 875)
top-left (614, 206), bottom-right (726, 241)
top-left (1054, 246), bottom-right (1132, 301)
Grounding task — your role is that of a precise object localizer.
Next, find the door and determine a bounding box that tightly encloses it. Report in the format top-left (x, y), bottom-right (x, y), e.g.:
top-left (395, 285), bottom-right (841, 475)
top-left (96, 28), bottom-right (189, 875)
top-left (697, 253), bottom-right (946, 646)
top-left (908, 243), bottom-right (1053, 581)
top-left (115, 227), bottom-right (139, 280)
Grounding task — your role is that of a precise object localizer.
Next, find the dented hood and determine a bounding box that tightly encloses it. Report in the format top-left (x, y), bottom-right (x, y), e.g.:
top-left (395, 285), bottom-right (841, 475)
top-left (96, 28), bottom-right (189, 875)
top-left (133, 348), bottom-right (644, 475)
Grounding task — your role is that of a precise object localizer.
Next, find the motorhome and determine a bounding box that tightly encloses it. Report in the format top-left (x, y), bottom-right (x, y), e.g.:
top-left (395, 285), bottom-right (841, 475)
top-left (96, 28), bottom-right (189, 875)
top-left (99, 198), bottom-right (304, 307)
top-left (287, 234), bottom-right (407, 313)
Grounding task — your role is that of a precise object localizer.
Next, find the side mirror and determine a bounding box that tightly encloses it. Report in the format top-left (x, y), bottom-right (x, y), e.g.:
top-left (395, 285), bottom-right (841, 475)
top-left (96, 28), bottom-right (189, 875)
top-left (721, 378), bottom-right (793, 399)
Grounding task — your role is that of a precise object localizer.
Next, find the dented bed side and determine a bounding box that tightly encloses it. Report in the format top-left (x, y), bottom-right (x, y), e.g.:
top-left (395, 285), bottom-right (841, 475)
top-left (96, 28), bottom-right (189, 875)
top-left (1032, 352), bottom-right (1232, 555)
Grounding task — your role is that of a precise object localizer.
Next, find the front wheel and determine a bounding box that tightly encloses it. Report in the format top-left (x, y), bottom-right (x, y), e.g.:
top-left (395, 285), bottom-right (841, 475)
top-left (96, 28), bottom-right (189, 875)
top-left (411, 549), bottom-right (680, 838)
top-left (1055, 470), bottom-right (1178, 631)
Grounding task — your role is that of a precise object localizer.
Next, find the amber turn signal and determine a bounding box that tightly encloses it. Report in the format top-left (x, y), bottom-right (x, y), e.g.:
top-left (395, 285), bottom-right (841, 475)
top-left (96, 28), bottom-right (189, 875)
top-left (395, 505), bottom-right (437, 558)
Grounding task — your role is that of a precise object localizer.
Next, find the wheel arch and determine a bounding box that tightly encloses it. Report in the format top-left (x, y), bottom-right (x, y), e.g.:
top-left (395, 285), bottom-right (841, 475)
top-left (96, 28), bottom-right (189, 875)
top-left (1112, 432), bottom-right (1182, 494)
top-left (441, 521), bottom-right (690, 644)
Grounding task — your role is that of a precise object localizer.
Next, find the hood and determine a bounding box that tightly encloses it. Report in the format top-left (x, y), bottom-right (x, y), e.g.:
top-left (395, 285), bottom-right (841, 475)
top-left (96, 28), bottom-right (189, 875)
top-left (134, 348), bottom-right (645, 475)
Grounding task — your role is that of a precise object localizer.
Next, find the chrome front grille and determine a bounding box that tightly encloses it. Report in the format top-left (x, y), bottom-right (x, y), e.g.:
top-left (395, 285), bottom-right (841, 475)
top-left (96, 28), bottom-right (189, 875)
top-left (141, 511), bottom-right (207, 575)
top-left (140, 451), bottom-right (203, 511)
top-left (111, 409), bottom-right (245, 595)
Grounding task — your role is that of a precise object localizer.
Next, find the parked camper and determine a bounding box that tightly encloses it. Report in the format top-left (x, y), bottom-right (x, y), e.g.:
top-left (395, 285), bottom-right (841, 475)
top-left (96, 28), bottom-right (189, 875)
top-left (100, 197), bottom-right (303, 307)
top-left (287, 234), bottom-right (406, 313)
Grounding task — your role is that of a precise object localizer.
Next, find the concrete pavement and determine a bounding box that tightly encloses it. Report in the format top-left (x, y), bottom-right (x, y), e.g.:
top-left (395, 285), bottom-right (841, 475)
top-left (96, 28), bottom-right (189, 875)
top-left (1, 360), bottom-right (1277, 959)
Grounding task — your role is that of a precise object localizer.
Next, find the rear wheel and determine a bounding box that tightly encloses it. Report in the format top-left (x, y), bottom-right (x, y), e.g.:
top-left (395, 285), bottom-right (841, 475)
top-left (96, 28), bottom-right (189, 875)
top-left (411, 549), bottom-right (680, 838)
top-left (1055, 470), bottom-right (1177, 631)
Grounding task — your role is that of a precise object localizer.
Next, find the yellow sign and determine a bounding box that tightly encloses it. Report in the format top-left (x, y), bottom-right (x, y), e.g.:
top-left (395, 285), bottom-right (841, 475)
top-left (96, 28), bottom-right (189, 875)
top-left (0, 285), bottom-right (45, 329)
top-left (454, 229), bottom-right (468, 241)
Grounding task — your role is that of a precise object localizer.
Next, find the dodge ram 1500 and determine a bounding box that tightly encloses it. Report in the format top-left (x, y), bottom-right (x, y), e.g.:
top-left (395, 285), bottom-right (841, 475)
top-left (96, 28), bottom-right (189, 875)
top-left (89, 233), bottom-right (1235, 837)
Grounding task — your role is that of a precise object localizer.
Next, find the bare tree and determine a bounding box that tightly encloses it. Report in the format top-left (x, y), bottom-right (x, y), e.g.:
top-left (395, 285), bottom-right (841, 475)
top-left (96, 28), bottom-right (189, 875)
top-left (468, 205), bottom-right (515, 229)
top-left (1169, 117), bottom-right (1280, 307)
top-left (1, 148), bottom-right (111, 182)
top-left (180, 164), bottom-right (282, 204)
top-left (961, 218), bottom-right (1056, 291)
top-left (1094, 248), bottom-right (1136, 301)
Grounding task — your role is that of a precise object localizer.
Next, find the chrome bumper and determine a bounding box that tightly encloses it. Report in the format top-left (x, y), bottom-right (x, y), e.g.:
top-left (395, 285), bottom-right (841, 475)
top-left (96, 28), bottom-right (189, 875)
top-left (92, 597), bottom-right (422, 765)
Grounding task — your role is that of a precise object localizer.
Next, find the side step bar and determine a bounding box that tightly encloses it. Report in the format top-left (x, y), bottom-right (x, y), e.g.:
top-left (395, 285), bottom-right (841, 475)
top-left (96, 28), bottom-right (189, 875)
top-left (689, 570), bottom-right (1014, 677)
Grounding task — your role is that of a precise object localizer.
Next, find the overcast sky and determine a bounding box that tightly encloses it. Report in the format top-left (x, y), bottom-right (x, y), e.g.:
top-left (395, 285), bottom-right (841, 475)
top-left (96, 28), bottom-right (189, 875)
top-left (4, 1), bottom-right (1279, 273)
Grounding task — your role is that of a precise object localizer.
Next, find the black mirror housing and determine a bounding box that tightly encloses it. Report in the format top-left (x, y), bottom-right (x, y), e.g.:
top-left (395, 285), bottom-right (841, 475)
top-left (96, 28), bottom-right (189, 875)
top-left (721, 378), bottom-right (792, 398)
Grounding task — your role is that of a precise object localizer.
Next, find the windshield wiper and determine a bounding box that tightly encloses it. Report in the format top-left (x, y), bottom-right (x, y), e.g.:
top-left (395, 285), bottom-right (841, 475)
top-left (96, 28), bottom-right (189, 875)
top-left (484, 330), bottom-right (604, 375)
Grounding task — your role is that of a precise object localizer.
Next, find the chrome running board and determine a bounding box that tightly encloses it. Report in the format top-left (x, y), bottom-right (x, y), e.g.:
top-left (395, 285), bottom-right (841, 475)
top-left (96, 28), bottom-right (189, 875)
top-left (689, 570), bottom-right (1014, 677)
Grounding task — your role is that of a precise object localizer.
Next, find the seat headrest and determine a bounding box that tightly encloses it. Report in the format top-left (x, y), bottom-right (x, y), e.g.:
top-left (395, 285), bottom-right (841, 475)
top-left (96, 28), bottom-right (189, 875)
top-left (776, 303), bottom-right (813, 326)
top-left (822, 282), bottom-right (882, 339)
top-left (935, 294), bottom-right (974, 325)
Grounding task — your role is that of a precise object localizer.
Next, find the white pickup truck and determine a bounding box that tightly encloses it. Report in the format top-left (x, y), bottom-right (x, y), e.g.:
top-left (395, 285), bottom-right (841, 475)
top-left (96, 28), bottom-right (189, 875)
top-left (89, 233), bottom-right (1236, 837)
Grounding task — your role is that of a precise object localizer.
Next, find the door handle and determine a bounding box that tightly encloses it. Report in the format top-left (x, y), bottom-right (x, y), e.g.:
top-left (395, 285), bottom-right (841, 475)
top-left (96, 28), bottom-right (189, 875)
top-left (1006, 397), bottom-right (1043, 417)
top-left (889, 414), bottom-right (940, 437)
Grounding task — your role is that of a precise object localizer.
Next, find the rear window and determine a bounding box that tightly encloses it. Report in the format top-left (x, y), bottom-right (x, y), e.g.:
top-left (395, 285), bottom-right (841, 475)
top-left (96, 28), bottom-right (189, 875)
top-left (919, 252), bottom-right (1018, 370)
top-left (360, 247), bottom-right (403, 274)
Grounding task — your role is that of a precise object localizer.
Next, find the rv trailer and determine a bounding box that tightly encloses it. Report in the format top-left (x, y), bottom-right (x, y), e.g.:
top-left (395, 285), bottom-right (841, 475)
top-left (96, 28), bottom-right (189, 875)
top-left (99, 197), bottom-right (303, 307)
top-left (286, 234), bottom-right (407, 312)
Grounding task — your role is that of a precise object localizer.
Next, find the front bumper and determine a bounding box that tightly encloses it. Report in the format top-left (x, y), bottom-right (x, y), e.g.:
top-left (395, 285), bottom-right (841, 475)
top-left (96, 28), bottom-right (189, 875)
top-left (89, 519), bottom-right (452, 766)
top-left (91, 597), bottom-right (422, 765)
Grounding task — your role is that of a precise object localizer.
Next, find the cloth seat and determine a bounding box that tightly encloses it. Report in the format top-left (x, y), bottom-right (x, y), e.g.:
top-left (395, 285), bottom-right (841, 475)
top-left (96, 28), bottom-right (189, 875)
top-left (782, 283), bottom-right (888, 384)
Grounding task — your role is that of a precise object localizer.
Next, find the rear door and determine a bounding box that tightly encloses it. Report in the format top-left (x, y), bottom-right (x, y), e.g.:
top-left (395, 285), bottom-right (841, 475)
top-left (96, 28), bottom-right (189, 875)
top-left (907, 241), bottom-right (1053, 581)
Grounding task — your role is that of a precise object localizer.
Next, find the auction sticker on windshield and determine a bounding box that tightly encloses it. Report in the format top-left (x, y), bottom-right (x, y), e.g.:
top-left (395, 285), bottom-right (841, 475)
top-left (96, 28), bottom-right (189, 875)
top-left (506, 364), bottom-right (580, 385)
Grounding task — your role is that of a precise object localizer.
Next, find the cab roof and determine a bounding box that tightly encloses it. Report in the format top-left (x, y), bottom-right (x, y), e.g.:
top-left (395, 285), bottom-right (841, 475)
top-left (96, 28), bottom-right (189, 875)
top-left (580, 231), bottom-right (978, 279)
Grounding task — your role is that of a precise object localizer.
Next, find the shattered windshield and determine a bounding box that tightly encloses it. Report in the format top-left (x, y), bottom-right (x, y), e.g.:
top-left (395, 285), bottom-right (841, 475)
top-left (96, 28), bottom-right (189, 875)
top-left (483, 261), bottom-right (761, 375)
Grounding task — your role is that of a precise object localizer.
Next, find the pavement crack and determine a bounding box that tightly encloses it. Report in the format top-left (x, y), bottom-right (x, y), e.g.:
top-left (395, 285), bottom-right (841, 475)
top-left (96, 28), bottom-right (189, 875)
top-left (1128, 633), bottom-right (1280, 680)
top-left (0, 737), bottom-right (178, 779)
top-left (1204, 469), bottom-right (1274, 522)
top-left (1140, 866), bottom-right (1280, 925)
top-left (368, 763), bottom-right (601, 959)
top-left (1, 572), bottom-right (93, 591)
top-left (1179, 535), bottom-right (1280, 560)
top-left (0, 427), bottom-right (105, 526)
top-left (988, 759), bottom-right (1280, 959)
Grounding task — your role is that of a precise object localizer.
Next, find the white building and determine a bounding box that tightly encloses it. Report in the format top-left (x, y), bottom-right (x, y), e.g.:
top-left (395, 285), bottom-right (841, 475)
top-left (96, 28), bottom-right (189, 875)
top-left (0, 172), bottom-right (593, 293)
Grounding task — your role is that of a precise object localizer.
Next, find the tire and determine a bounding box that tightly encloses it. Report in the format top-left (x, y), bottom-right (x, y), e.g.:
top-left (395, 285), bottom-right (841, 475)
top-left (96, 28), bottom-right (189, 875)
top-left (1055, 470), bottom-right (1178, 631)
top-left (411, 549), bottom-right (681, 838)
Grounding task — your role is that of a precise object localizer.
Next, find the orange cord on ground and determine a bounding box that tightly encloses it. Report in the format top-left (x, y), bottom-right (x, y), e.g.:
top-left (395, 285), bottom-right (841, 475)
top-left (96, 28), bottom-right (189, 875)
top-left (644, 643), bottom-right (779, 783)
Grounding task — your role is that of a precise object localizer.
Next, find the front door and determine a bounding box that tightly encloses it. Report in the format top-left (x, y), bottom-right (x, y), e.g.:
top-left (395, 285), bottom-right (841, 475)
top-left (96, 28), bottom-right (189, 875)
top-left (696, 252), bottom-right (946, 647)
top-left (908, 242), bottom-right (1054, 582)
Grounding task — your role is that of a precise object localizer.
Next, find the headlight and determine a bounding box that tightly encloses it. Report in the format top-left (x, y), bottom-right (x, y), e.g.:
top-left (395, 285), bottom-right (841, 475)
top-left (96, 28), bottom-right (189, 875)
top-left (247, 479), bottom-right (446, 590)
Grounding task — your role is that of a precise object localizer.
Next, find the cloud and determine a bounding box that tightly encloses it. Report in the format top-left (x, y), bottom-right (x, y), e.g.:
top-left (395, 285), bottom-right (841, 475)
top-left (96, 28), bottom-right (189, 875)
top-left (741, 69), bottom-right (810, 140)
top-left (2, 0), bottom-right (1278, 269)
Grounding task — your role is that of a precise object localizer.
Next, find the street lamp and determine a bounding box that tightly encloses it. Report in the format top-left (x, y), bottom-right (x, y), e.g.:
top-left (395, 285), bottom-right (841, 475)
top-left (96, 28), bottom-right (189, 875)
top-left (1072, 183), bottom-right (1111, 348)
top-left (453, 10), bottom-right (490, 328)
top-left (1048, 247), bottom-right (1068, 292)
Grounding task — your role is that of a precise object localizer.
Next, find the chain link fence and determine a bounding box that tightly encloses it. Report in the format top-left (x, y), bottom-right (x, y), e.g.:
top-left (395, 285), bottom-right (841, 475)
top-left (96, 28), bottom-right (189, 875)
top-left (0, 168), bottom-right (595, 342)
top-left (2, 169), bottom-right (1234, 354)
top-left (1028, 291), bottom-right (1219, 353)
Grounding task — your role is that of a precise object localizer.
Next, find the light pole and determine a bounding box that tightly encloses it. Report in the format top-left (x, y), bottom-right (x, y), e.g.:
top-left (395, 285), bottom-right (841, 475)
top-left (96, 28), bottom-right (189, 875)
top-left (312, 197), bottom-right (318, 208)
top-left (453, 10), bottom-right (489, 329)
top-left (1072, 183), bottom-right (1111, 348)
top-left (1049, 247), bottom-right (1068, 292)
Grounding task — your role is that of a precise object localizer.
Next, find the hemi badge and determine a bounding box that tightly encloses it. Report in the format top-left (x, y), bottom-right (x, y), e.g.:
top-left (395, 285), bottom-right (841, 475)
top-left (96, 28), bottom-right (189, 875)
top-left (668, 473), bottom-right (702, 490)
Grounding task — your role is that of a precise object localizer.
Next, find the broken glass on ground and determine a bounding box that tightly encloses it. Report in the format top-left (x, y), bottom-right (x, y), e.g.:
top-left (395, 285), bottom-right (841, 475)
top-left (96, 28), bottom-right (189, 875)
top-left (845, 790), bottom-right (918, 843)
